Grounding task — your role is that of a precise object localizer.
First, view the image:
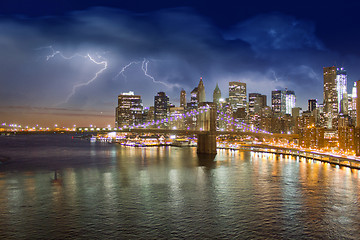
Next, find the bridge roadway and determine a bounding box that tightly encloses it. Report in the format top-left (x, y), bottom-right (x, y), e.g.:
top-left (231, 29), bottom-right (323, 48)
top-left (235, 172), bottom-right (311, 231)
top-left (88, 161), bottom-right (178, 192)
top-left (81, 128), bottom-right (299, 140)
top-left (4, 128), bottom-right (299, 140)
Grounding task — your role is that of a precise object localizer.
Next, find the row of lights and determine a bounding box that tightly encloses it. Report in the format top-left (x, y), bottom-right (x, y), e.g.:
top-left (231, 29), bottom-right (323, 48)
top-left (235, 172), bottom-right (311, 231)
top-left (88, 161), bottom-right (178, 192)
top-left (217, 111), bottom-right (272, 135)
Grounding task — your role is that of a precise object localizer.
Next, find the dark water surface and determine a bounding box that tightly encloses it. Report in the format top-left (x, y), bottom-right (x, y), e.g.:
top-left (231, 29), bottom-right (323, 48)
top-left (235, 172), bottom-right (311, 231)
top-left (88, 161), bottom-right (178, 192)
top-left (0, 134), bottom-right (360, 239)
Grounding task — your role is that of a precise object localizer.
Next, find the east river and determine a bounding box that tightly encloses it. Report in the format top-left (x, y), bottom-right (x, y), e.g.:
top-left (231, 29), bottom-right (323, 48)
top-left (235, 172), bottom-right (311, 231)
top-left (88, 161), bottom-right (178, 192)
top-left (0, 134), bottom-right (360, 239)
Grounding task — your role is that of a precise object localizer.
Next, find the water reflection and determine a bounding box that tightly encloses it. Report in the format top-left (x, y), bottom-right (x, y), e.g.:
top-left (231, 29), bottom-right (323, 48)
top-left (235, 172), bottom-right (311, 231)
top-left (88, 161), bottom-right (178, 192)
top-left (0, 135), bottom-right (360, 239)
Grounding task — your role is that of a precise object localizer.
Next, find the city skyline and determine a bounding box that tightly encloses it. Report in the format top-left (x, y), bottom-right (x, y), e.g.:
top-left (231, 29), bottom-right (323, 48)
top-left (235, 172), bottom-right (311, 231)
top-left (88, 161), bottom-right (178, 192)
top-left (1, 1), bottom-right (360, 127)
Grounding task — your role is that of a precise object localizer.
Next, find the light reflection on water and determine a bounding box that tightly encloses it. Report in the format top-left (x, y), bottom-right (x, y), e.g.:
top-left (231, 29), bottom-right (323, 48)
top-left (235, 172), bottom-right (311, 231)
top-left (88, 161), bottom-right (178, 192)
top-left (0, 135), bottom-right (360, 239)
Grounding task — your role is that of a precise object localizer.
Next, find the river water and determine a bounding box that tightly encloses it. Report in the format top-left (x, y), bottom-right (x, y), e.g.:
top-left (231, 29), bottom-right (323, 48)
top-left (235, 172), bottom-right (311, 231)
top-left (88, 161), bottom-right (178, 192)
top-left (0, 134), bottom-right (359, 239)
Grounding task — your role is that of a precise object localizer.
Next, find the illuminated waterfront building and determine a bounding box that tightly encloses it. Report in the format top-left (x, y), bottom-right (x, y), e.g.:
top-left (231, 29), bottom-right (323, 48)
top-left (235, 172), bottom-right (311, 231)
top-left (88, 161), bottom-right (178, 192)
top-left (339, 126), bottom-right (357, 153)
top-left (357, 80), bottom-right (360, 127)
top-left (154, 92), bottom-right (169, 128)
top-left (299, 126), bottom-right (324, 149)
top-left (115, 91), bottom-right (143, 128)
top-left (229, 81), bottom-right (246, 113)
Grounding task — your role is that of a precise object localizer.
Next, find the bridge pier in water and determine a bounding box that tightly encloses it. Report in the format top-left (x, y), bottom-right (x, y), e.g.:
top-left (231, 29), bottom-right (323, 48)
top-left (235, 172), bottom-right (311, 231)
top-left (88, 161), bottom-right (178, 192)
top-left (196, 102), bottom-right (217, 155)
top-left (197, 133), bottom-right (217, 154)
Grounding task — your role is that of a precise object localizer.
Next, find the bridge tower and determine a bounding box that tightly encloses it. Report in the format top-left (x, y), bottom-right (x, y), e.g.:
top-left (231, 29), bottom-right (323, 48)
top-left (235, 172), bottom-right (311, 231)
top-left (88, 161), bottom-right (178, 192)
top-left (197, 102), bottom-right (217, 154)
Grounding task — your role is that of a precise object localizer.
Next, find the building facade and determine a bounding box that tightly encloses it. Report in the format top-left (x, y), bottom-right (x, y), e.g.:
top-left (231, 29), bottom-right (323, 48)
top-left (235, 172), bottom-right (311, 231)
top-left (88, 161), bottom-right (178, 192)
top-left (115, 91), bottom-right (143, 128)
top-left (249, 93), bottom-right (267, 114)
top-left (180, 89), bottom-right (186, 108)
top-left (154, 92), bottom-right (169, 127)
top-left (229, 81), bottom-right (246, 113)
top-left (213, 83), bottom-right (221, 104)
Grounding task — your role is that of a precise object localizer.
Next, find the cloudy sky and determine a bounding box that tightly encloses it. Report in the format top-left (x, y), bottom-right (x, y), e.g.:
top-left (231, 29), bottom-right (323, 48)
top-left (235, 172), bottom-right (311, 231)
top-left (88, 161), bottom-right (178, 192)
top-left (1, 0), bottom-right (359, 127)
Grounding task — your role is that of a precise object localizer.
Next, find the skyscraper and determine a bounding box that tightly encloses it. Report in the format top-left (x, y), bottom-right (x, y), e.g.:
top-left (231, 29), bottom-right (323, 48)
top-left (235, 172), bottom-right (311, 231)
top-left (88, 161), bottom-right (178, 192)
top-left (323, 66), bottom-right (337, 115)
top-left (336, 67), bottom-right (347, 113)
top-left (323, 66), bottom-right (348, 115)
top-left (154, 92), bottom-right (169, 126)
top-left (308, 99), bottom-right (317, 112)
top-left (198, 77), bottom-right (206, 103)
top-left (249, 93), bottom-right (267, 114)
top-left (285, 90), bottom-right (296, 115)
top-left (180, 89), bottom-right (186, 108)
top-left (115, 91), bottom-right (143, 128)
top-left (272, 90), bottom-right (285, 114)
top-left (357, 80), bottom-right (360, 128)
top-left (229, 81), bottom-right (246, 113)
top-left (187, 86), bottom-right (198, 110)
top-left (213, 83), bottom-right (221, 104)
top-left (272, 89), bottom-right (295, 115)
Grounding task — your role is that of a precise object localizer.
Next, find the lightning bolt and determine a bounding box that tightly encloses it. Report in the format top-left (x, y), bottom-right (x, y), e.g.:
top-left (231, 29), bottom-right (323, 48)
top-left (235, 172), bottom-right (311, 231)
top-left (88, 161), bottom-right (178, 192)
top-left (41, 46), bottom-right (108, 105)
top-left (40, 46), bottom-right (180, 105)
top-left (113, 61), bottom-right (141, 80)
top-left (270, 69), bottom-right (280, 82)
top-left (40, 45), bottom-right (83, 60)
top-left (64, 54), bottom-right (108, 103)
top-left (113, 58), bottom-right (180, 89)
top-left (141, 59), bottom-right (180, 89)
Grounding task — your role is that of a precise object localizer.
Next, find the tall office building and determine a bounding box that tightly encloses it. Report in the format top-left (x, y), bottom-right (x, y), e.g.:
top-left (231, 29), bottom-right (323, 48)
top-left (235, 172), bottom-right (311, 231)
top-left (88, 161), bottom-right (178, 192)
top-left (323, 66), bottom-right (347, 115)
top-left (115, 91), bottom-right (143, 128)
top-left (198, 77), bottom-right (206, 103)
top-left (272, 89), bottom-right (295, 115)
top-left (323, 66), bottom-right (337, 115)
top-left (154, 92), bottom-right (169, 125)
top-left (229, 81), bottom-right (246, 112)
top-left (336, 68), bottom-right (347, 113)
top-left (249, 93), bottom-right (267, 114)
top-left (213, 83), bottom-right (221, 104)
top-left (357, 80), bottom-right (360, 128)
top-left (180, 89), bottom-right (186, 108)
top-left (352, 82), bottom-right (357, 111)
top-left (285, 90), bottom-right (296, 115)
top-left (272, 90), bottom-right (285, 114)
top-left (187, 87), bottom-right (198, 110)
top-left (308, 99), bottom-right (317, 112)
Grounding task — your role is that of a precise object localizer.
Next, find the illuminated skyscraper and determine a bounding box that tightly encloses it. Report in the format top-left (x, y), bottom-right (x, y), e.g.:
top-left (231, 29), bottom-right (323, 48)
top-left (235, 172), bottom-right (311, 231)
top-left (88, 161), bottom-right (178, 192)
top-left (336, 68), bottom-right (347, 114)
top-left (357, 80), bottom-right (360, 128)
top-left (229, 81), bottom-right (246, 112)
top-left (285, 90), bottom-right (296, 115)
top-left (271, 89), bottom-right (295, 115)
top-left (323, 66), bottom-right (347, 115)
top-left (154, 92), bottom-right (169, 126)
top-left (115, 91), bottom-right (143, 128)
top-left (213, 83), bottom-right (221, 104)
top-left (272, 90), bottom-right (285, 114)
top-left (323, 66), bottom-right (337, 115)
top-left (180, 89), bottom-right (186, 108)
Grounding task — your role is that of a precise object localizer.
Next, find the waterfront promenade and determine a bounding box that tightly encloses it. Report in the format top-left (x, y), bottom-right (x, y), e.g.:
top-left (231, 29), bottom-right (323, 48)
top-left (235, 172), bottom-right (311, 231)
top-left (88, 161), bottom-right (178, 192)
top-left (220, 143), bottom-right (360, 169)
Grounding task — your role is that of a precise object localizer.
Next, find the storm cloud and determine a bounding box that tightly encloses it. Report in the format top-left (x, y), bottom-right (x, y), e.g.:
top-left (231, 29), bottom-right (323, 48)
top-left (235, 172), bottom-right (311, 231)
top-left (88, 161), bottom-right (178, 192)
top-left (0, 7), bottom-right (358, 126)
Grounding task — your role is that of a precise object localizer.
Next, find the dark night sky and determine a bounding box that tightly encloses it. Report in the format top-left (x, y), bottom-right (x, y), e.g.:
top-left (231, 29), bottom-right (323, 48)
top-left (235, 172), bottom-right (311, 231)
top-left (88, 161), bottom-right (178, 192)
top-left (1, 0), bottom-right (360, 126)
